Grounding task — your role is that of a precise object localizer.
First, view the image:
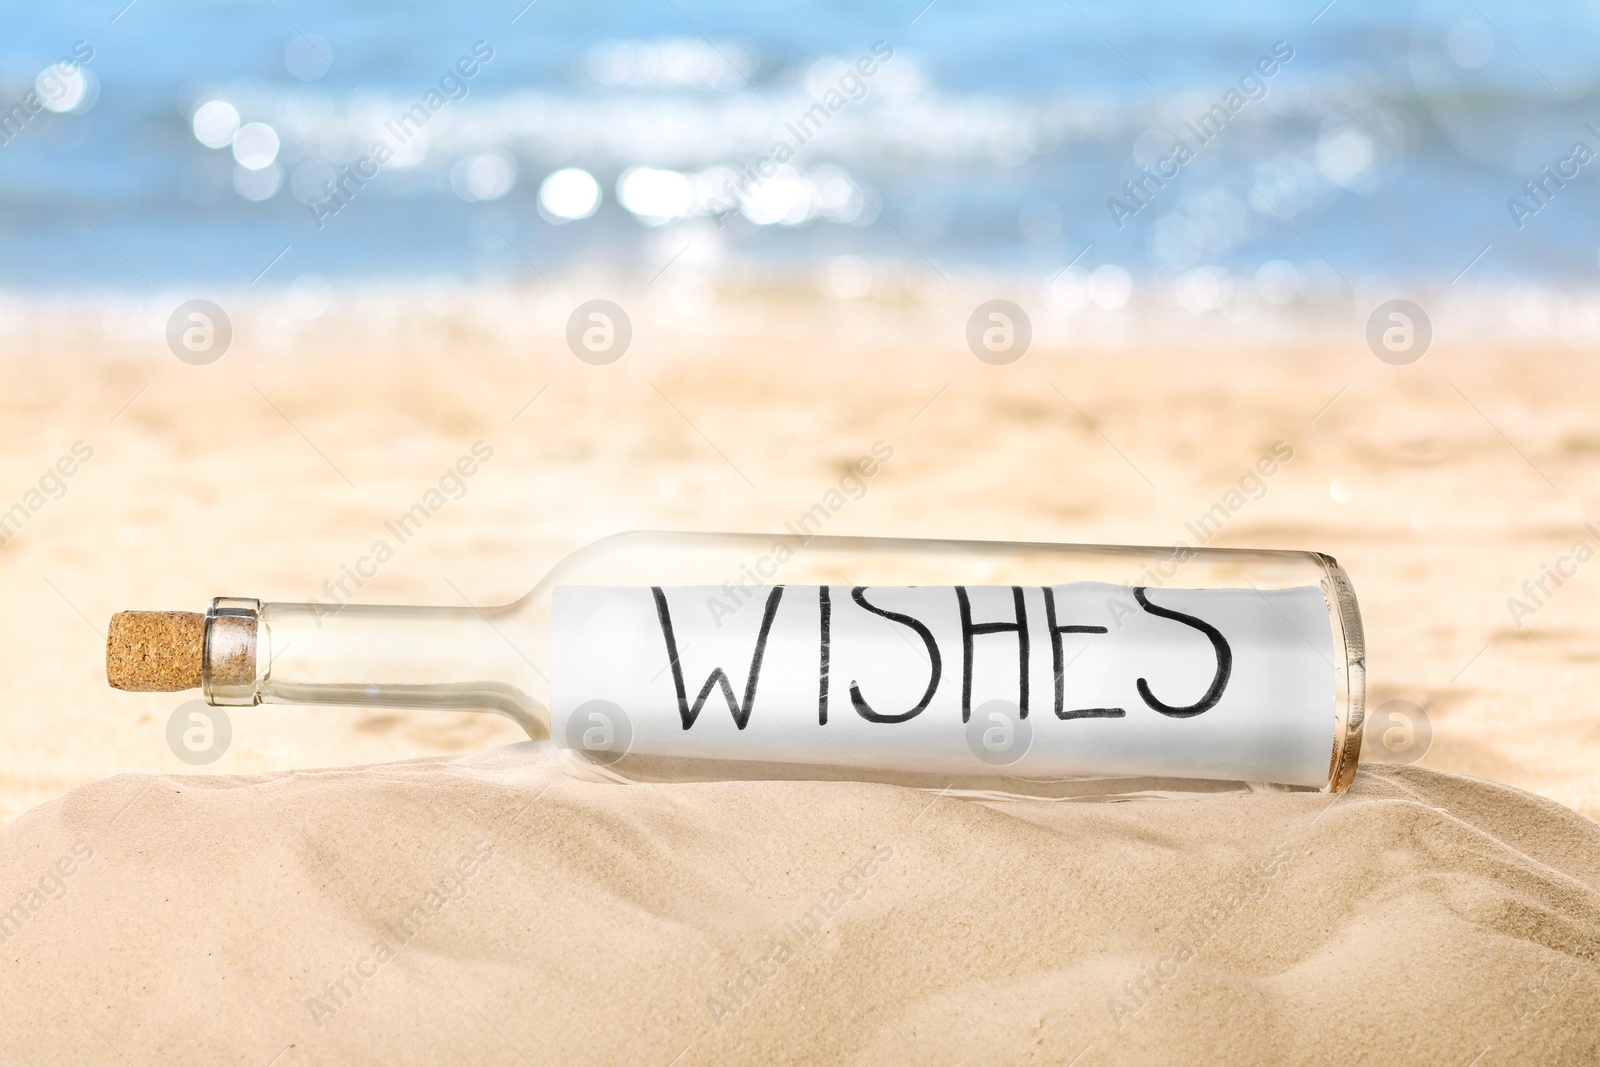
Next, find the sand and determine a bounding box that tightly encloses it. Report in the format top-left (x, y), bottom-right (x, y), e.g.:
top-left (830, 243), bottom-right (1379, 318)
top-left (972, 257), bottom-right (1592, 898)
top-left (5, 290), bottom-right (1600, 820)
top-left (3, 288), bottom-right (1600, 1060)
top-left (1, 745), bottom-right (1597, 1064)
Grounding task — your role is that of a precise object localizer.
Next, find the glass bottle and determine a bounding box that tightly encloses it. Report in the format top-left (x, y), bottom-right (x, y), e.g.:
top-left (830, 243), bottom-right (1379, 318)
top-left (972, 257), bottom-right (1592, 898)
top-left (112, 532), bottom-right (1366, 793)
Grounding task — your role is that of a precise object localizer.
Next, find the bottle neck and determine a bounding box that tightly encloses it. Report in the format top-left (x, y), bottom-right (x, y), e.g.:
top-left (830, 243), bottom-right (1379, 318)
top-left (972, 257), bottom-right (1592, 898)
top-left (202, 597), bottom-right (547, 738)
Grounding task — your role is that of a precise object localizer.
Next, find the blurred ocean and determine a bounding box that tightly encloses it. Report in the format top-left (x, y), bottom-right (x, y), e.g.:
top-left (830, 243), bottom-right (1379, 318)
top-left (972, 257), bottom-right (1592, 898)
top-left (2, 0), bottom-right (1599, 299)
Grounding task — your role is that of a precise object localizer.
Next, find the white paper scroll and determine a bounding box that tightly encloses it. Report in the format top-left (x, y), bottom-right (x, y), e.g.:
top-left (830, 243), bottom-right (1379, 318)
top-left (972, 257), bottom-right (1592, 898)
top-left (552, 583), bottom-right (1335, 786)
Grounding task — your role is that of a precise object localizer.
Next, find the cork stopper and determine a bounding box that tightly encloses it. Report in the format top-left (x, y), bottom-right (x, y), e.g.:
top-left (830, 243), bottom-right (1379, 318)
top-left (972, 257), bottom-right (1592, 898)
top-left (107, 611), bottom-right (204, 692)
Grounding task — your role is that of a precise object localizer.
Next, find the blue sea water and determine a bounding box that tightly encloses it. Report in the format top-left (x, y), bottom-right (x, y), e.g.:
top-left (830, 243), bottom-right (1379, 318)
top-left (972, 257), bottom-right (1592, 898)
top-left (1, 0), bottom-right (1597, 292)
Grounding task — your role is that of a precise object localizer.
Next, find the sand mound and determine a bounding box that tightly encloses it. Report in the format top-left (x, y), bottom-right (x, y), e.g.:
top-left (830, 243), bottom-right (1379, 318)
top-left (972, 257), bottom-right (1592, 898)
top-left (2, 745), bottom-right (1597, 1065)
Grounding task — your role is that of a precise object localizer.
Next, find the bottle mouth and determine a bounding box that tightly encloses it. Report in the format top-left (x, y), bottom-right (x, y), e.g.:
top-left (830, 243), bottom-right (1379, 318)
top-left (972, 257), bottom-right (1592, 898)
top-left (202, 597), bottom-right (266, 706)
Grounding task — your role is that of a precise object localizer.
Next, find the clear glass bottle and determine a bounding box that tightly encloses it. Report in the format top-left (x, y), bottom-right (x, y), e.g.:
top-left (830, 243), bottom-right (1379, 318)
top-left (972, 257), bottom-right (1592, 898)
top-left (136, 532), bottom-right (1366, 793)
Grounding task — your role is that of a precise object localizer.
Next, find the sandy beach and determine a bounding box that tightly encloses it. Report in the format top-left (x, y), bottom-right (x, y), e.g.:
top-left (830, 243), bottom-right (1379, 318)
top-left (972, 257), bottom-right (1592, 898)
top-left (2, 290), bottom-right (1598, 1061)
top-left (2, 745), bottom-right (1597, 1064)
top-left (6, 0), bottom-right (1600, 1057)
top-left (3, 291), bottom-right (1598, 819)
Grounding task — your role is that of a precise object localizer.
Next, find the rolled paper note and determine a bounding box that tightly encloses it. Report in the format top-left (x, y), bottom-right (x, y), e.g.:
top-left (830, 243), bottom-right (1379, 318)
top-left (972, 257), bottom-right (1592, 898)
top-left (553, 582), bottom-right (1336, 786)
